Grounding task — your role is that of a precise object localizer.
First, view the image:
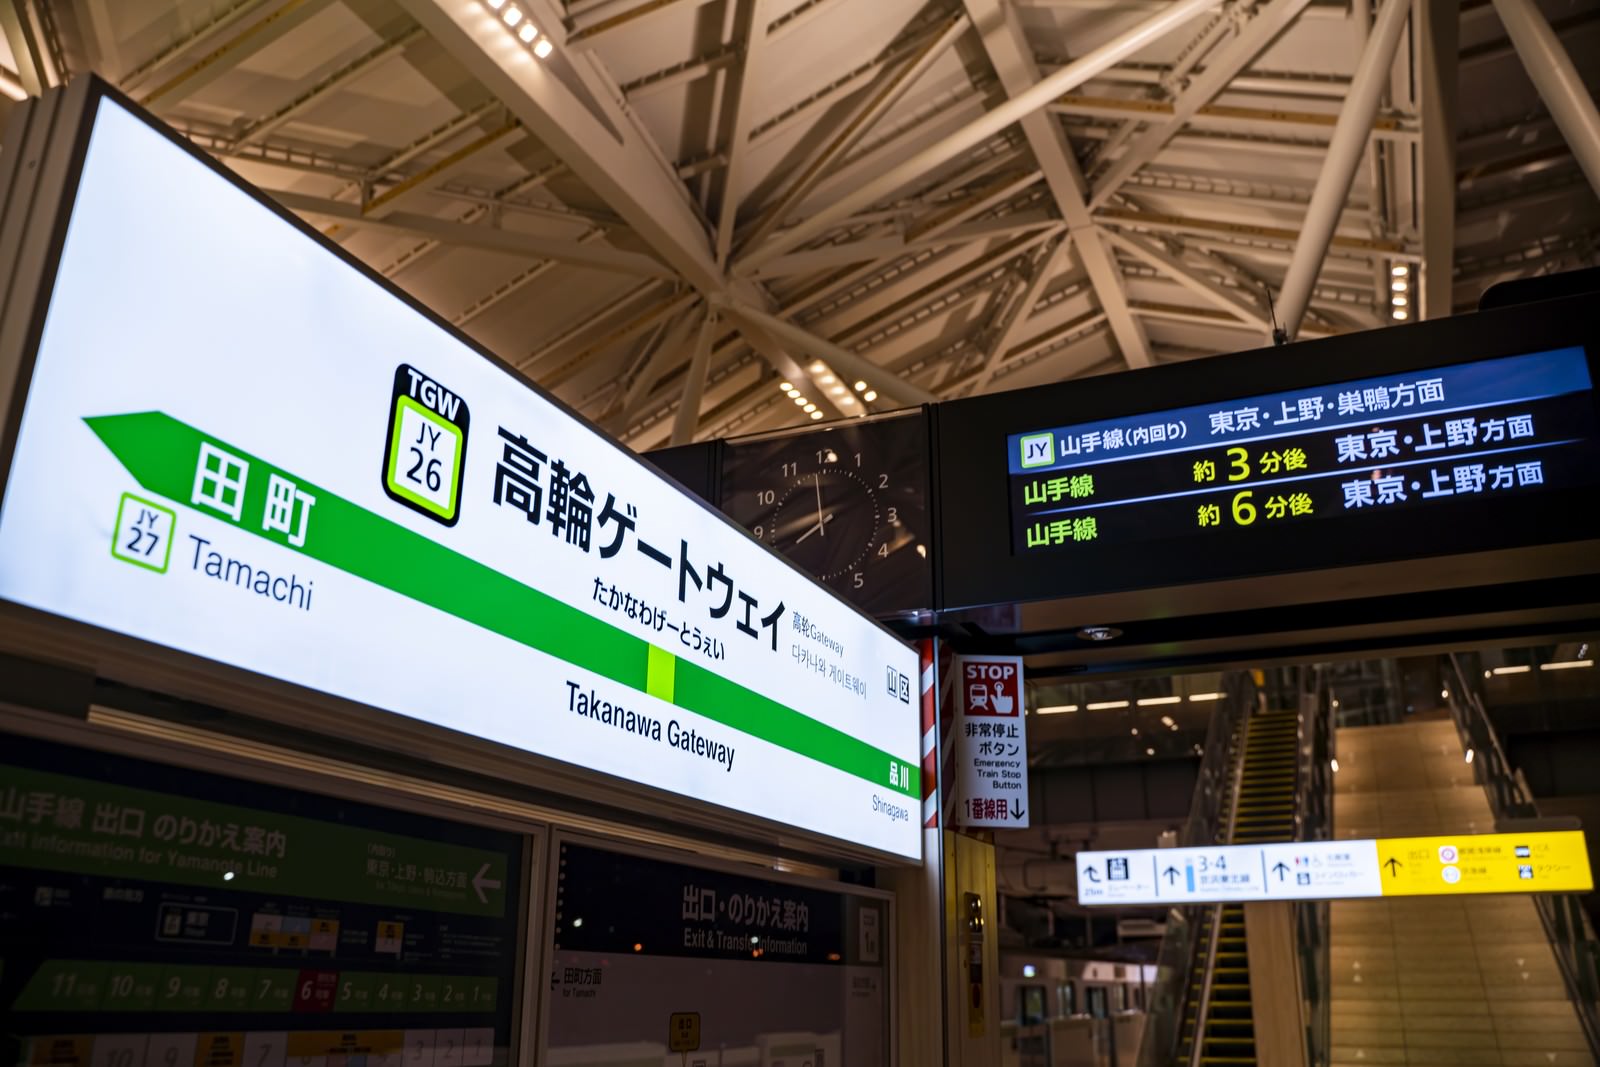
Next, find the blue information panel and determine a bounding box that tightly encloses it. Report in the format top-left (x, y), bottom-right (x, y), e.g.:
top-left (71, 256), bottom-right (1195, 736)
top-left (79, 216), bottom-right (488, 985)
top-left (1006, 347), bottom-right (1599, 555)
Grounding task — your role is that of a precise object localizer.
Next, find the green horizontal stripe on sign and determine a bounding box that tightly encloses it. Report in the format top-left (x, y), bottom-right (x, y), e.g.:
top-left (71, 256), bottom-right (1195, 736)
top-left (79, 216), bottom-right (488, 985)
top-left (84, 412), bottom-right (919, 800)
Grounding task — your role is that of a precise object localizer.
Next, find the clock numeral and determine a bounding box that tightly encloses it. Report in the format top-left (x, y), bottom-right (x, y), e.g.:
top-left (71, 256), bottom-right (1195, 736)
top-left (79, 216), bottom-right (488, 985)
top-left (877, 543), bottom-right (889, 558)
top-left (781, 462), bottom-right (798, 477)
top-left (854, 452), bottom-right (862, 468)
top-left (878, 474), bottom-right (889, 489)
top-left (753, 524), bottom-right (765, 541)
top-left (887, 506), bottom-right (899, 525)
top-left (853, 572), bottom-right (865, 589)
top-left (757, 489), bottom-right (775, 506)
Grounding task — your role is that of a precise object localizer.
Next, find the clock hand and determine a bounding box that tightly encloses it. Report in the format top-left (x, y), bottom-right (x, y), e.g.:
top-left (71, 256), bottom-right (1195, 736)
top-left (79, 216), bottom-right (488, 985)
top-left (795, 512), bottom-right (835, 544)
top-left (814, 472), bottom-right (825, 538)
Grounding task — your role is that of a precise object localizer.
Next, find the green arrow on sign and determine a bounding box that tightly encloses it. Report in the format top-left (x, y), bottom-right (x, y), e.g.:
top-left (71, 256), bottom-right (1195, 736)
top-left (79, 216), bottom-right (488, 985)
top-left (85, 411), bottom-right (919, 801)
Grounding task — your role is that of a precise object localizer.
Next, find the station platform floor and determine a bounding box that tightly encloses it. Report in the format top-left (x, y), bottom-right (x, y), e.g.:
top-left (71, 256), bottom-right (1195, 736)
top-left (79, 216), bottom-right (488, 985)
top-left (1329, 719), bottom-right (1593, 1066)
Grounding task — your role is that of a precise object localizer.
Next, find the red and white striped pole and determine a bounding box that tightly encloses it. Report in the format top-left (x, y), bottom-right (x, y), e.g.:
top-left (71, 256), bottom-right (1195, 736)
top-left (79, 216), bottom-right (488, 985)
top-left (919, 637), bottom-right (939, 829)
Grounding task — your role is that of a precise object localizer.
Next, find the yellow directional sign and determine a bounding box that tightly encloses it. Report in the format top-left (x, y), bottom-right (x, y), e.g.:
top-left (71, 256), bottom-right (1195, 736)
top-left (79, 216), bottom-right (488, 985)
top-left (1377, 830), bottom-right (1592, 896)
top-left (669, 1012), bottom-right (701, 1053)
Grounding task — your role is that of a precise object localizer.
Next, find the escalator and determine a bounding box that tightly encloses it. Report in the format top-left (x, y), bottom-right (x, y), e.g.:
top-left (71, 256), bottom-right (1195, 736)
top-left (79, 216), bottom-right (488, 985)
top-left (1176, 707), bottom-right (1300, 1066)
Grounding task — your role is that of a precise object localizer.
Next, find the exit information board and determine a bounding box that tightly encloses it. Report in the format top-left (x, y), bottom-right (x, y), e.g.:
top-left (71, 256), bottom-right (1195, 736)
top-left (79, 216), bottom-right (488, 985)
top-left (1007, 347), bottom-right (1599, 556)
top-left (1076, 830), bottom-right (1592, 905)
top-left (0, 735), bottom-right (523, 1066)
top-left (0, 88), bottom-right (920, 860)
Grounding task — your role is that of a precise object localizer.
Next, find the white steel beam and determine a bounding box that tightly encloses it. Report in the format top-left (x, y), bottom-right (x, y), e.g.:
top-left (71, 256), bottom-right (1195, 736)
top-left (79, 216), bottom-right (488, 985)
top-left (233, 25), bottom-right (425, 147)
top-left (395, 0), bottom-right (723, 293)
top-left (747, 209), bottom-right (1059, 278)
top-left (1276, 0), bottom-right (1414, 339)
top-left (1102, 227), bottom-right (1271, 329)
top-left (735, 0), bottom-right (1220, 272)
top-left (136, 0), bottom-right (338, 109)
top-left (271, 190), bottom-right (674, 276)
top-left (713, 0), bottom-right (771, 268)
top-left (969, 233), bottom-right (1070, 394)
top-left (723, 304), bottom-right (939, 406)
top-left (1490, 0), bottom-right (1600, 200)
top-left (671, 309), bottom-right (719, 444)
top-left (963, 0), bottom-right (1154, 367)
top-left (1088, 0), bottom-right (1316, 207)
top-left (738, 11), bottom-right (970, 254)
top-left (619, 305), bottom-right (702, 421)
top-left (1417, 0), bottom-right (1458, 319)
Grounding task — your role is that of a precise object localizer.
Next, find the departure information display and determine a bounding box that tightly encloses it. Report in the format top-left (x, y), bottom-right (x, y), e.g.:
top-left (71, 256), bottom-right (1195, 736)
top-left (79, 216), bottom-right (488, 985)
top-left (1007, 346), bottom-right (1599, 556)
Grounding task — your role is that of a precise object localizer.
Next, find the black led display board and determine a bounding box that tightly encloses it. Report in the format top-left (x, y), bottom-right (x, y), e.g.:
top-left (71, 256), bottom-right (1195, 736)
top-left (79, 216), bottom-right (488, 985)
top-left (934, 294), bottom-right (1600, 612)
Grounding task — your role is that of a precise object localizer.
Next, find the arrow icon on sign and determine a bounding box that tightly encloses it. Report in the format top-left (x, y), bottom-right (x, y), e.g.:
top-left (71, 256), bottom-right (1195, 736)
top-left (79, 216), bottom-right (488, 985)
top-left (1010, 799), bottom-right (1025, 819)
top-left (1384, 857), bottom-right (1403, 877)
top-left (472, 862), bottom-right (502, 904)
top-left (1272, 862), bottom-right (1290, 881)
top-left (1162, 866), bottom-right (1180, 886)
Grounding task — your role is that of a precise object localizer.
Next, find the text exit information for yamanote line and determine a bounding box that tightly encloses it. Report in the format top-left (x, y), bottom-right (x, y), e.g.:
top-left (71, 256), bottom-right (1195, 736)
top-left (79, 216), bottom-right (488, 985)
top-left (1007, 347), bottom-right (1598, 556)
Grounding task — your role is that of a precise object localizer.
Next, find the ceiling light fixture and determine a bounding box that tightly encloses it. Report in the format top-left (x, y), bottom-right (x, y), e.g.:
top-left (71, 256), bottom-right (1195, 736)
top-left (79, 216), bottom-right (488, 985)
top-left (1391, 264), bottom-right (1408, 276)
top-left (793, 396), bottom-right (807, 407)
top-left (502, 5), bottom-right (522, 25)
top-left (518, 21), bottom-right (537, 42)
top-left (1541, 660), bottom-right (1594, 671)
top-left (486, 0), bottom-right (506, 8)
top-left (533, 38), bottom-right (553, 57)
top-left (1137, 696), bottom-right (1181, 707)
top-left (809, 410), bottom-right (823, 420)
top-left (1491, 665), bottom-right (1531, 675)
top-left (1392, 295), bottom-right (1407, 306)
top-left (1391, 279), bottom-right (1408, 292)
top-left (809, 361), bottom-right (826, 373)
top-left (862, 390), bottom-right (878, 402)
top-left (804, 403), bottom-right (816, 413)
top-left (1392, 309), bottom-right (1408, 320)
top-left (1188, 692), bottom-right (1222, 701)
top-left (1036, 704), bottom-right (1078, 714)
top-left (854, 380), bottom-right (867, 392)
top-left (779, 380), bottom-right (792, 391)
top-left (1087, 700), bottom-right (1130, 710)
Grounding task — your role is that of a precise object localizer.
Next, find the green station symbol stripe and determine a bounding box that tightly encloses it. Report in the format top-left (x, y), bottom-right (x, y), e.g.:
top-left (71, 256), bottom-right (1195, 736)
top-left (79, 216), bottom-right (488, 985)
top-left (85, 412), bottom-right (919, 800)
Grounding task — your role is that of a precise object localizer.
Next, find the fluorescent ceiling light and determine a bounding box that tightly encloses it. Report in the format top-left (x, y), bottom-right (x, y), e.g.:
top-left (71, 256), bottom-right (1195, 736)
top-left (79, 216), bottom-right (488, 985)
top-left (1036, 704), bottom-right (1077, 714)
top-left (1491, 665), bottom-right (1531, 675)
top-left (1087, 700), bottom-right (1130, 710)
top-left (1541, 660), bottom-right (1593, 671)
top-left (1137, 696), bottom-right (1181, 706)
top-left (1188, 692), bottom-right (1222, 702)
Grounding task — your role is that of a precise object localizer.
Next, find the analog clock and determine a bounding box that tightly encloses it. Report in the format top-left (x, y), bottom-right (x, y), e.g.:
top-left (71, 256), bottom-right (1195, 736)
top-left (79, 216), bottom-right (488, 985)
top-left (721, 410), bottom-right (933, 616)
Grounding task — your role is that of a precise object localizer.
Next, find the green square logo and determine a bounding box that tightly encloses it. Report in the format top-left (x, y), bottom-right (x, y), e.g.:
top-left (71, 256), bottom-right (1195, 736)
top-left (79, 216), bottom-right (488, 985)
top-left (382, 363), bottom-right (470, 526)
top-left (111, 492), bottom-right (176, 573)
top-left (1019, 433), bottom-right (1055, 469)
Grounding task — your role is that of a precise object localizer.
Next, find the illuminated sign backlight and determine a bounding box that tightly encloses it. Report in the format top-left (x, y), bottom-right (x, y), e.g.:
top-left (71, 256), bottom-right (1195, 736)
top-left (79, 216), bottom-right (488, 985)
top-left (0, 90), bottom-right (920, 860)
top-left (1077, 830), bottom-right (1592, 905)
top-left (1007, 347), bottom-right (1599, 557)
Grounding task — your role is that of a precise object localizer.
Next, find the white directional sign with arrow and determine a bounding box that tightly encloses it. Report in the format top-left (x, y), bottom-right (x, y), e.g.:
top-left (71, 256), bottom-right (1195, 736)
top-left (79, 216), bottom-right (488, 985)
top-left (1077, 830), bottom-right (1591, 905)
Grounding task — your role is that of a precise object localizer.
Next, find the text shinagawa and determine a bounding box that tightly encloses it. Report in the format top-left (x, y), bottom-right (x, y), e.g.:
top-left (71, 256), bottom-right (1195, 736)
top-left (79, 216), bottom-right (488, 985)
top-left (565, 680), bottom-right (735, 772)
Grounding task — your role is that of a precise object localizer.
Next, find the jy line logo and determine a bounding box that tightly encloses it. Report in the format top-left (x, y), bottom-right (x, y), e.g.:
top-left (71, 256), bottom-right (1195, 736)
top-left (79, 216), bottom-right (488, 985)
top-left (1019, 432), bottom-right (1054, 469)
top-left (382, 364), bottom-right (471, 526)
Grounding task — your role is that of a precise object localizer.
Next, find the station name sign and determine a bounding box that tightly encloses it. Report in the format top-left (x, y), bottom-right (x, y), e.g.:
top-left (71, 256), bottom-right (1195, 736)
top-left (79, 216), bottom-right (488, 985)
top-left (1076, 830), bottom-right (1592, 905)
top-left (0, 87), bottom-right (921, 860)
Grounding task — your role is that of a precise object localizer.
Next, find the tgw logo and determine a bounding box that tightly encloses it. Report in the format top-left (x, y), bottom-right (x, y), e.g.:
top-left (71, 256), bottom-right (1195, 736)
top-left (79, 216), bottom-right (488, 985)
top-left (382, 364), bottom-right (471, 526)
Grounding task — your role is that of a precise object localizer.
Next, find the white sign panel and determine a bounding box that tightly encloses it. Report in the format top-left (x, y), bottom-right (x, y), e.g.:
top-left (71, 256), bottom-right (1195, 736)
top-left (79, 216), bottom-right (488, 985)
top-left (0, 93), bottom-right (922, 860)
top-left (1077, 841), bottom-right (1387, 905)
top-left (954, 655), bottom-right (1028, 828)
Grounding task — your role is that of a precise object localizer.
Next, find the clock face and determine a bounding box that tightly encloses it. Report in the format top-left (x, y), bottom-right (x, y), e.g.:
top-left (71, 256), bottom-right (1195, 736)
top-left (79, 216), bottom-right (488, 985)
top-left (721, 411), bottom-right (933, 616)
